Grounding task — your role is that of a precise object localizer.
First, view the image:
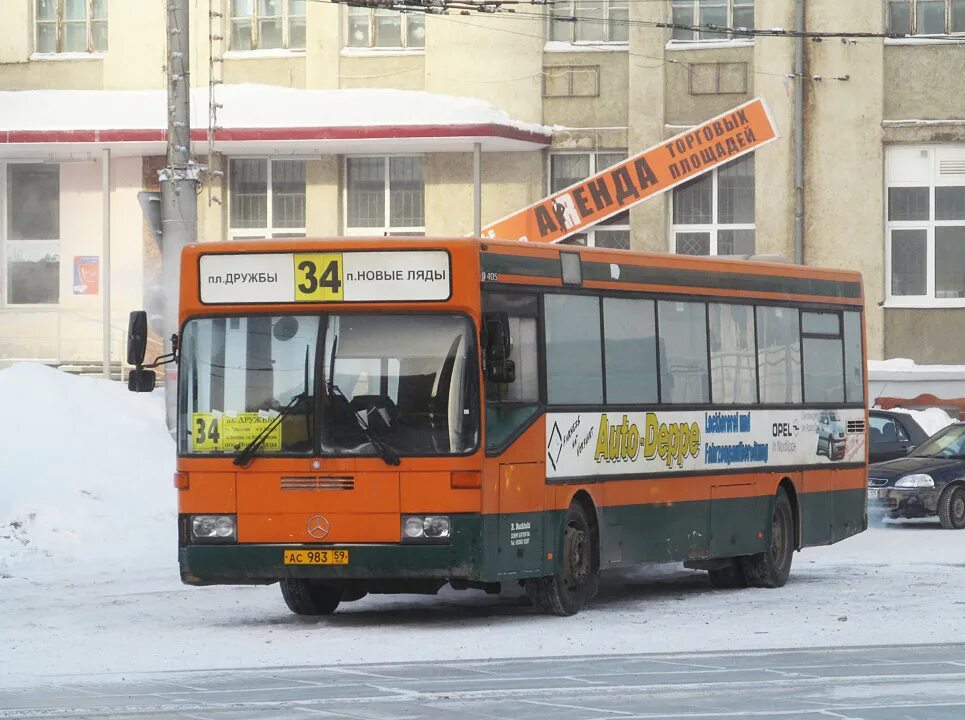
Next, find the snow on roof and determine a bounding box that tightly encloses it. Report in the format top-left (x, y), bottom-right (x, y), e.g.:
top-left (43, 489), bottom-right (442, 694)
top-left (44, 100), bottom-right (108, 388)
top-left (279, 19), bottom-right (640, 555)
top-left (0, 83), bottom-right (551, 137)
top-left (869, 357), bottom-right (965, 377)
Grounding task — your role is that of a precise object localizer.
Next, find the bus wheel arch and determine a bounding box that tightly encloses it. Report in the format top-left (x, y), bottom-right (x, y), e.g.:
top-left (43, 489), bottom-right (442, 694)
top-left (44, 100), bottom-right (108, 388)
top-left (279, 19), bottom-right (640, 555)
top-left (526, 493), bottom-right (600, 616)
top-left (569, 490), bottom-right (601, 597)
top-left (778, 477), bottom-right (802, 551)
top-left (740, 485), bottom-right (795, 589)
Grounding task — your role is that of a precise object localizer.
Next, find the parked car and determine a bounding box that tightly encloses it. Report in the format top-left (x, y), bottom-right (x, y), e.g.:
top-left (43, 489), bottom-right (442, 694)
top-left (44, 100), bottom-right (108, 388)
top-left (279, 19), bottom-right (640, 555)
top-left (816, 410), bottom-right (846, 461)
top-left (868, 409), bottom-right (929, 464)
top-left (867, 422), bottom-right (965, 529)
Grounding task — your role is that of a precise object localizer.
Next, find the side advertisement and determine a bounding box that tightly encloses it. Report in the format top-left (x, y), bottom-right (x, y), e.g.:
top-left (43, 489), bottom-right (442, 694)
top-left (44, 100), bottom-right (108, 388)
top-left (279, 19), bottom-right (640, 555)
top-left (546, 408), bottom-right (865, 479)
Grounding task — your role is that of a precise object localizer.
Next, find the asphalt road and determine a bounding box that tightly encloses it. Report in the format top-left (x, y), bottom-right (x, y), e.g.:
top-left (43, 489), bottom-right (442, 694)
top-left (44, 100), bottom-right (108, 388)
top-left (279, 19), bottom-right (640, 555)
top-left (1, 643), bottom-right (964, 719)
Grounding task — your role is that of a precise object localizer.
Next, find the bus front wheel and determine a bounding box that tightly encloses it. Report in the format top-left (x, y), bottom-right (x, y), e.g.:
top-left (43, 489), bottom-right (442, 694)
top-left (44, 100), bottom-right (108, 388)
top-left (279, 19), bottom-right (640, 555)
top-left (526, 502), bottom-right (597, 616)
top-left (740, 488), bottom-right (794, 588)
top-left (280, 579), bottom-right (341, 615)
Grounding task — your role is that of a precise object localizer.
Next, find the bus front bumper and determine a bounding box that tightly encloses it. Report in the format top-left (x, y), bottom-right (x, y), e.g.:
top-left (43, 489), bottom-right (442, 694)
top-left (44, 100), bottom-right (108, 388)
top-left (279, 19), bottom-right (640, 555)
top-left (179, 514), bottom-right (488, 586)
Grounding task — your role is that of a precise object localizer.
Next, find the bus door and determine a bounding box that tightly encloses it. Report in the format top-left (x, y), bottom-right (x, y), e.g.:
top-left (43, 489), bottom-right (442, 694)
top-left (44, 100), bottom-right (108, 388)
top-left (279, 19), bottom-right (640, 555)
top-left (483, 292), bottom-right (545, 577)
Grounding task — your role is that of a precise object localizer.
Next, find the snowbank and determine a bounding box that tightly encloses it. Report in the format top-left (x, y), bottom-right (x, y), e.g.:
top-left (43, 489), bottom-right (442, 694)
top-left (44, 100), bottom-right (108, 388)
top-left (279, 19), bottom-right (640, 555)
top-left (0, 363), bottom-right (175, 573)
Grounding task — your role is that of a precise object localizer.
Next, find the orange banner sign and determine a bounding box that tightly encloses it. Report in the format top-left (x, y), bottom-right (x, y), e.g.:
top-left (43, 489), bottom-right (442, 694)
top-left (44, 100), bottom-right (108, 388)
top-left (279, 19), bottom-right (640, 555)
top-left (481, 97), bottom-right (779, 244)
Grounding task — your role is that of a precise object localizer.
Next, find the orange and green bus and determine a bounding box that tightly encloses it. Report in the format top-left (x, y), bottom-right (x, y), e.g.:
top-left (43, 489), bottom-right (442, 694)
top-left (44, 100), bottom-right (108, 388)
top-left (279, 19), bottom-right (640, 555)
top-left (127, 237), bottom-right (868, 616)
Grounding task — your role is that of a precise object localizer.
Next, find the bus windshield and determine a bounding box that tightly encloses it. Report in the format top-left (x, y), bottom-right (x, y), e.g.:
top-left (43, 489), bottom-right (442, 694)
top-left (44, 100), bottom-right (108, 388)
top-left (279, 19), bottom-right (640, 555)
top-left (179, 314), bottom-right (478, 457)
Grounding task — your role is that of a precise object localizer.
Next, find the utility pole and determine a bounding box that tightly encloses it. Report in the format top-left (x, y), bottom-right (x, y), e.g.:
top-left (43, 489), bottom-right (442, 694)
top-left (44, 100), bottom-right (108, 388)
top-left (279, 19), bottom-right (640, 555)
top-left (161, 0), bottom-right (198, 429)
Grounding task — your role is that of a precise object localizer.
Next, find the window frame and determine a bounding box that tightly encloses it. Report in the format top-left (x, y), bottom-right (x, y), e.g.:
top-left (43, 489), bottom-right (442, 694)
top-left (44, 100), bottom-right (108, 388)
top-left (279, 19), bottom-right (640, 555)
top-left (34, 0), bottom-right (107, 55)
top-left (671, 154), bottom-right (756, 257)
top-left (344, 6), bottom-right (426, 50)
top-left (800, 311), bottom-right (846, 404)
top-left (548, 150), bottom-right (631, 250)
top-left (536, 282), bottom-right (863, 411)
top-left (227, 157), bottom-right (307, 241)
top-left (885, 145), bottom-right (965, 308)
top-left (342, 154), bottom-right (426, 237)
top-left (1, 161), bottom-right (61, 307)
top-left (668, 0), bottom-right (755, 43)
top-left (548, 0), bottom-right (631, 45)
top-left (227, 0), bottom-right (306, 53)
top-left (886, 0), bottom-right (965, 36)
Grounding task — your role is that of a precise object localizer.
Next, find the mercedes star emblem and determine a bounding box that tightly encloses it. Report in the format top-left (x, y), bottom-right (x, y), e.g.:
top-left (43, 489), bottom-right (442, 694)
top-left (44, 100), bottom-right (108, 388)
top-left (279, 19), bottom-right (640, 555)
top-left (306, 514), bottom-right (331, 540)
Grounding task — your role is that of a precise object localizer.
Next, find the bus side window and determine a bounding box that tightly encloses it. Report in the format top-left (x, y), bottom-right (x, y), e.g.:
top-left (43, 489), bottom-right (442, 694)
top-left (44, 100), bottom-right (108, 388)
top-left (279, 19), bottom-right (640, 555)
top-left (756, 306), bottom-right (802, 404)
top-left (843, 311), bottom-right (863, 404)
top-left (482, 293), bottom-right (539, 403)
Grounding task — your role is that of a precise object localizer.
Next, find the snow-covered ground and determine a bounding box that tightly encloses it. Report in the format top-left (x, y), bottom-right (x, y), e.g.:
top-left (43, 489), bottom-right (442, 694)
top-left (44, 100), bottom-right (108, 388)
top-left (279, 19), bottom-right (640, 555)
top-left (2, 364), bottom-right (964, 690)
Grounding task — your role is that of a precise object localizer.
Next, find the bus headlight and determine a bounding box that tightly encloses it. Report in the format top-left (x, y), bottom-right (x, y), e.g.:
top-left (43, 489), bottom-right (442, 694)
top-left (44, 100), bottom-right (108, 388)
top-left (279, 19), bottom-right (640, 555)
top-left (402, 515), bottom-right (451, 543)
top-left (191, 514), bottom-right (237, 542)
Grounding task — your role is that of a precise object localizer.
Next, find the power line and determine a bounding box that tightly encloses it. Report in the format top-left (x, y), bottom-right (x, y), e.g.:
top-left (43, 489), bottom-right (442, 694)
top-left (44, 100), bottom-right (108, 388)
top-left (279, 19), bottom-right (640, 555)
top-left (313, 0), bottom-right (963, 40)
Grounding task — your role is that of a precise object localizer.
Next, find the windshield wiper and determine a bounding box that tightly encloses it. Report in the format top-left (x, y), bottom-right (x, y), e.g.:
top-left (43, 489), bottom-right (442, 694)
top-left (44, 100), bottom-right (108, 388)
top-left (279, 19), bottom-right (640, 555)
top-left (233, 392), bottom-right (311, 468)
top-left (328, 381), bottom-right (401, 466)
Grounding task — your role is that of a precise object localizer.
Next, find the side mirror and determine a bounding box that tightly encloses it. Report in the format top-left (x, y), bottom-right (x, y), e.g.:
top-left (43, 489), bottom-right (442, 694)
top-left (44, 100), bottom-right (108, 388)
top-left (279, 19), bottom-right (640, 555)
top-left (127, 311), bottom-right (149, 366)
top-left (128, 368), bottom-right (156, 393)
top-left (483, 312), bottom-right (516, 384)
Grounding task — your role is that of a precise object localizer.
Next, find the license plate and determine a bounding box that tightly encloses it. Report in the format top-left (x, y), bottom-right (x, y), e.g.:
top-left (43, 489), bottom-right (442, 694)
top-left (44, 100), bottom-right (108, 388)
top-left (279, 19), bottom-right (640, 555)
top-left (868, 489), bottom-right (880, 499)
top-left (283, 549), bottom-right (349, 565)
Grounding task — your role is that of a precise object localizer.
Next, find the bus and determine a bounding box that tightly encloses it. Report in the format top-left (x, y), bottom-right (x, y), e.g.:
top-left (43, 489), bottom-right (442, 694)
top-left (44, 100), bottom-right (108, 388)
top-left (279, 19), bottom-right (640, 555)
top-left (127, 237), bottom-right (868, 616)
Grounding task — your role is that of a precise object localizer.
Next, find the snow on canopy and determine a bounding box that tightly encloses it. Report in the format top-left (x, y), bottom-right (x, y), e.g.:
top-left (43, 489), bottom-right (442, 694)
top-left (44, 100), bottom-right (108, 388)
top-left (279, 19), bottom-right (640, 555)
top-left (0, 84), bottom-right (551, 135)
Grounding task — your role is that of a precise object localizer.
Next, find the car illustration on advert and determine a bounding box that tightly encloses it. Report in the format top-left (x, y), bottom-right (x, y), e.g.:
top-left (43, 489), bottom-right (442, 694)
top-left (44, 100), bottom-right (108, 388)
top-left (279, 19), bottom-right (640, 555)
top-left (816, 410), bottom-right (846, 461)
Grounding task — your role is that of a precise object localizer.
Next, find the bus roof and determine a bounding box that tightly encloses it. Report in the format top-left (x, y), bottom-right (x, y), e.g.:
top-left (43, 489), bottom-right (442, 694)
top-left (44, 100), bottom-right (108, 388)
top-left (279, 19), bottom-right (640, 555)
top-left (180, 236), bottom-right (863, 315)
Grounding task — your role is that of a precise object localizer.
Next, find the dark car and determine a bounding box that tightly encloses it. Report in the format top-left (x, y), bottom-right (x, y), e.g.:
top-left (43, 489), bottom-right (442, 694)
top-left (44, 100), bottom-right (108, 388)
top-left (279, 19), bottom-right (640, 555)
top-left (868, 409), bottom-right (930, 464)
top-left (867, 422), bottom-right (965, 529)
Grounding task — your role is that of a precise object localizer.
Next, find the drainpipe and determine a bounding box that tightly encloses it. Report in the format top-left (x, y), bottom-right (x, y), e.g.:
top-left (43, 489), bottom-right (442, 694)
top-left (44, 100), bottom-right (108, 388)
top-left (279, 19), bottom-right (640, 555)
top-left (473, 142), bottom-right (482, 237)
top-left (794, 0), bottom-right (805, 265)
top-left (102, 148), bottom-right (111, 379)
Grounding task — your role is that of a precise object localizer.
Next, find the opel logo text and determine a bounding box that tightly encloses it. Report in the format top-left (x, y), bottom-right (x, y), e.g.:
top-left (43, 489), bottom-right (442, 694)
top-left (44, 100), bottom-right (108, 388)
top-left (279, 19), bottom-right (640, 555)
top-left (307, 514), bottom-right (331, 540)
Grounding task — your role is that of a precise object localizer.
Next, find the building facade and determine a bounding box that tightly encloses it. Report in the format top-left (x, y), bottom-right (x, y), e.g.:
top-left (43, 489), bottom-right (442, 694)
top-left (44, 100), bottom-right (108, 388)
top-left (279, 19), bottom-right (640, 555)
top-left (0, 0), bottom-right (963, 366)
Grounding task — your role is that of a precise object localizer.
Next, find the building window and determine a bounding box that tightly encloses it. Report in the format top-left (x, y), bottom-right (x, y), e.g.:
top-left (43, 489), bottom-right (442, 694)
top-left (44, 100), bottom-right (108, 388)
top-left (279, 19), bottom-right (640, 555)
top-left (670, 0), bottom-right (754, 41)
top-left (345, 156), bottom-right (425, 236)
top-left (4, 164), bottom-right (60, 305)
top-left (886, 146), bottom-right (965, 305)
top-left (229, 0), bottom-right (305, 51)
top-left (346, 7), bottom-right (425, 49)
top-left (35, 0), bottom-right (107, 54)
top-left (672, 154), bottom-right (755, 256)
top-left (549, 0), bottom-right (629, 44)
top-left (228, 159), bottom-right (306, 239)
top-left (887, 0), bottom-right (965, 35)
top-left (550, 152), bottom-right (631, 249)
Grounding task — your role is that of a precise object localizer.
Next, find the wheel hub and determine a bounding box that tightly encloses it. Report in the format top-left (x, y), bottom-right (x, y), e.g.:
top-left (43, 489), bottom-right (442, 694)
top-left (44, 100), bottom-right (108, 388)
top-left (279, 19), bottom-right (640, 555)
top-left (953, 496), bottom-right (965, 523)
top-left (563, 525), bottom-right (589, 589)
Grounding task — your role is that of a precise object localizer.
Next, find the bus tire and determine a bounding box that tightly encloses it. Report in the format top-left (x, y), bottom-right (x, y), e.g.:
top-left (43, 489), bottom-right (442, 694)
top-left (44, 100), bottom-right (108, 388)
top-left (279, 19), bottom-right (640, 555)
top-left (280, 579), bottom-right (341, 615)
top-left (525, 503), bottom-right (595, 616)
top-left (740, 488), bottom-right (794, 589)
top-left (708, 560), bottom-right (747, 589)
top-left (938, 484), bottom-right (965, 530)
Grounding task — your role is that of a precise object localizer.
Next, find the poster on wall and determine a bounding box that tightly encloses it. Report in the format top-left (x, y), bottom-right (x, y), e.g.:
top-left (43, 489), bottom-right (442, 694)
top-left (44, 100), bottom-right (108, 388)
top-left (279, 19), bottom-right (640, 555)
top-left (73, 256), bottom-right (99, 295)
top-left (546, 408), bottom-right (866, 480)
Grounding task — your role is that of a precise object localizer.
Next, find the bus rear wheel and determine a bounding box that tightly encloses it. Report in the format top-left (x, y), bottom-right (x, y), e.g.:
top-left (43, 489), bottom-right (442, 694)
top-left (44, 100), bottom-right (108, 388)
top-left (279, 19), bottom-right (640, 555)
top-left (525, 502), bottom-right (596, 616)
top-left (280, 579), bottom-right (341, 615)
top-left (741, 488), bottom-right (794, 588)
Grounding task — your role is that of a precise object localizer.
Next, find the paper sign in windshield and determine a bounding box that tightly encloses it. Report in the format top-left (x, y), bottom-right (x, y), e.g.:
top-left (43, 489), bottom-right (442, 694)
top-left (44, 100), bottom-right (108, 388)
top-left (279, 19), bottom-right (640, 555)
top-left (190, 412), bottom-right (282, 453)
